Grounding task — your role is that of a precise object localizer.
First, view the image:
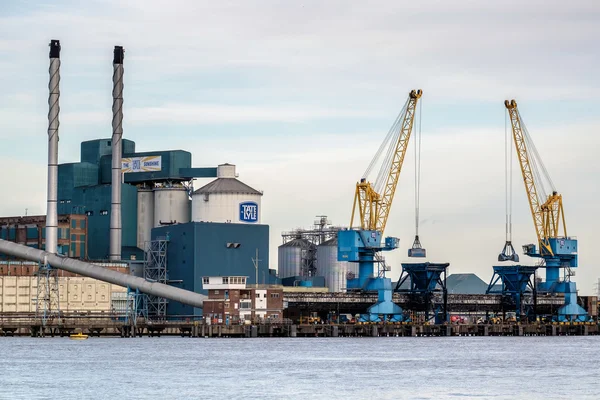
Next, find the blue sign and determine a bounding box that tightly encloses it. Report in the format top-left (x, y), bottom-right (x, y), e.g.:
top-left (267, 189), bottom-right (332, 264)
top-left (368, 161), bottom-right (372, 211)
top-left (239, 201), bottom-right (258, 223)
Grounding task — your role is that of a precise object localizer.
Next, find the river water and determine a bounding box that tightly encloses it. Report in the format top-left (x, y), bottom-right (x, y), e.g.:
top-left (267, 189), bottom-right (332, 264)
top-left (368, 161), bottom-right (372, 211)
top-left (0, 336), bottom-right (598, 399)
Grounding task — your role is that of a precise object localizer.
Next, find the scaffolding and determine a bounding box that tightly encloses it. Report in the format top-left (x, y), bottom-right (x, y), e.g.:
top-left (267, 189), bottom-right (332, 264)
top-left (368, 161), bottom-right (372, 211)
top-left (281, 215), bottom-right (344, 246)
top-left (35, 261), bottom-right (60, 326)
top-left (143, 238), bottom-right (169, 319)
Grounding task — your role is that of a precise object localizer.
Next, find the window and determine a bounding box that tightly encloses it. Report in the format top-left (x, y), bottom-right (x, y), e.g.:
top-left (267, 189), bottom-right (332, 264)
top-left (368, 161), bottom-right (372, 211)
top-left (222, 277), bottom-right (229, 284)
top-left (71, 234), bottom-right (76, 242)
top-left (271, 293), bottom-right (280, 298)
top-left (214, 290), bottom-right (219, 295)
top-left (255, 293), bottom-right (260, 298)
top-left (263, 294), bottom-right (267, 298)
top-left (240, 301), bottom-right (252, 309)
top-left (81, 220), bottom-right (86, 229)
top-left (202, 277), bottom-right (209, 284)
top-left (100, 210), bottom-right (108, 216)
top-left (85, 211), bottom-right (93, 216)
top-left (71, 220), bottom-right (77, 229)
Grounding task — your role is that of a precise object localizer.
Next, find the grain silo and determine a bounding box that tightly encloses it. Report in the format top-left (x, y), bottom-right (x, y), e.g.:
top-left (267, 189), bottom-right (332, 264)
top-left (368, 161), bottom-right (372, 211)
top-left (278, 238), bottom-right (316, 279)
top-left (153, 185), bottom-right (190, 227)
top-left (191, 164), bottom-right (262, 224)
top-left (316, 237), bottom-right (358, 292)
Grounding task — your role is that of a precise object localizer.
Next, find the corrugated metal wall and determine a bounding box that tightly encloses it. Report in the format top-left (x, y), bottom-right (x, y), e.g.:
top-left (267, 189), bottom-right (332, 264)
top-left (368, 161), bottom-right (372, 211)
top-left (71, 184), bottom-right (138, 259)
top-left (152, 222), bottom-right (270, 317)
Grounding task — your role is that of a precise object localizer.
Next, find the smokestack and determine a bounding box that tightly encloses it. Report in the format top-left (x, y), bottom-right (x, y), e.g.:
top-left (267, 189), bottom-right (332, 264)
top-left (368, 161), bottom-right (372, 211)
top-left (46, 40), bottom-right (61, 255)
top-left (109, 46), bottom-right (124, 261)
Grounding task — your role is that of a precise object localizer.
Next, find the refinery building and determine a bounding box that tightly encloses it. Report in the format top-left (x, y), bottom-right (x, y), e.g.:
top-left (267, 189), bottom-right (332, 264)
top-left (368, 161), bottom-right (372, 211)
top-left (0, 137), bottom-right (272, 317)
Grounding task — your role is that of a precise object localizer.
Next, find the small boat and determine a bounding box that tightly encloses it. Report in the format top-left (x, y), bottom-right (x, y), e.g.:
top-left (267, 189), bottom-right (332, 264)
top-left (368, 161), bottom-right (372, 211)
top-left (69, 332), bottom-right (89, 340)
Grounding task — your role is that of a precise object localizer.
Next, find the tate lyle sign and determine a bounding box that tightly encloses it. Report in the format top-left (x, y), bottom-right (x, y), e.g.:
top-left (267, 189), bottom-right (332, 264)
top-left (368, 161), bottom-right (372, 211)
top-left (122, 156), bottom-right (162, 173)
top-left (239, 201), bottom-right (258, 223)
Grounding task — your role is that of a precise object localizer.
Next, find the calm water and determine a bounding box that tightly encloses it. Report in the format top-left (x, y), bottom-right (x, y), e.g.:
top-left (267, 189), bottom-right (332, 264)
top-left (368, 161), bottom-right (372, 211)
top-left (0, 336), bottom-right (598, 399)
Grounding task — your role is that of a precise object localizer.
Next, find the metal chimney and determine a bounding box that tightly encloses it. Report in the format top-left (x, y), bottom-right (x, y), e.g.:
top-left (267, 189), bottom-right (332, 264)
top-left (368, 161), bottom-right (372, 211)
top-left (46, 40), bottom-right (61, 255)
top-left (109, 46), bottom-right (124, 261)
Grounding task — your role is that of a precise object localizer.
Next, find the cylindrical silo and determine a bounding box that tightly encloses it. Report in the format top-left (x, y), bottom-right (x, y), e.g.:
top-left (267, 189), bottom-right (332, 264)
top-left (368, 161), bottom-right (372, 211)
top-left (316, 237), bottom-right (358, 292)
top-left (153, 186), bottom-right (190, 227)
top-left (277, 238), bottom-right (315, 279)
top-left (136, 188), bottom-right (154, 249)
top-left (191, 164), bottom-right (263, 224)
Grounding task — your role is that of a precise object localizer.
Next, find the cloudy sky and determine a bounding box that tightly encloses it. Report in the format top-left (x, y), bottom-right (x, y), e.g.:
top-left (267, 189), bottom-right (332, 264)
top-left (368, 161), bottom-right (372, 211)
top-left (1, 1), bottom-right (599, 294)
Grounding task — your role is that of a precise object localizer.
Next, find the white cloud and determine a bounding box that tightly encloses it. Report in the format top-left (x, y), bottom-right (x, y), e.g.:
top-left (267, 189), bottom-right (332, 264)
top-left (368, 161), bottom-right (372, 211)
top-left (128, 103), bottom-right (381, 124)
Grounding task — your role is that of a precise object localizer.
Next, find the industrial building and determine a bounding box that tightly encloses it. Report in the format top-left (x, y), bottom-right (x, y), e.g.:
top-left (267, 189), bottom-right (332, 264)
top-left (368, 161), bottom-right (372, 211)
top-left (0, 261), bottom-right (128, 313)
top-left (278, 216), bottom-right (356, 292)
top-left (0, 215), bottom-right (88, 259)
top-left (201, 276), bottom-right (284, 324)
top-left (0, 136), bottom-right (272, 318)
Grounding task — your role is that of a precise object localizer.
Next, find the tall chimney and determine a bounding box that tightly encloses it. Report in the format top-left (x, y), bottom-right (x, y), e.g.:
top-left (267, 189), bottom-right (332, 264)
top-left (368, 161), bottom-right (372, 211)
top-left (109, 46), bottom-right (124, 261)
top-left (46, 40), bottom-right (61, 255)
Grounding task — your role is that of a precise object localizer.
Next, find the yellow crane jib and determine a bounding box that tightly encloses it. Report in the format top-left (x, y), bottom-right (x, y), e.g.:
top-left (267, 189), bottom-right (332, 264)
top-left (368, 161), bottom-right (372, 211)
top-left (350, 89), bottom-right (422, 234)
top-left (504, 99), bottom-right (567, 257)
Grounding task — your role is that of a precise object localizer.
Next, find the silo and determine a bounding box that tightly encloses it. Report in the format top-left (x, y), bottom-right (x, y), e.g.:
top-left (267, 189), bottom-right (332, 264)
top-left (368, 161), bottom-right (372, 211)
top-left (278, 238), bottom-right (315, 279)
top-left (136, 188), bottom-right (154, 249)
top-left (191, 164), bottom-right (262, 224)
top-left (316, 237), bottom-right (358, 292)
top-left (153, 186), bottom-right (190, 228)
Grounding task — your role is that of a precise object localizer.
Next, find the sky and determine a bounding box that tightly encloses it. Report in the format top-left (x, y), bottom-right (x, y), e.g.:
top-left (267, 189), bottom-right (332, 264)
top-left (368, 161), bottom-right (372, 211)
top-left (0, 0), bottom-right (599, 294)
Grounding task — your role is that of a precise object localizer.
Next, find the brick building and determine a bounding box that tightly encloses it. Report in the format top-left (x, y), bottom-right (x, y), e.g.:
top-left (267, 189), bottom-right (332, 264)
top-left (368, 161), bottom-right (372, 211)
top-left (0, 214), bottom-right (88, 259)
top-left (202, 276), bottom-right (283, 324)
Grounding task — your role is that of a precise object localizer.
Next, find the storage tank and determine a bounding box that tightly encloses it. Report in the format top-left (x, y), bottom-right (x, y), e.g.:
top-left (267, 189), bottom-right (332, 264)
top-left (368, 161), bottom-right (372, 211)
top-left (136, 188), bottom-right (154, 249)
top-left (191, 164), bottom-right (262, 224)
top-left (316, 237), bottom-right (358, 292)
top-left (277, 238), bottom-right (315, 279)
top-left (153, 186), bottom-right (190, 227)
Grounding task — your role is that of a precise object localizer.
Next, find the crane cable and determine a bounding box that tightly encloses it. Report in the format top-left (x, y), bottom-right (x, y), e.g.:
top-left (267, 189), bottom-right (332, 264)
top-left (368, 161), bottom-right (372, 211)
top-left (505, 109), bottom-right (513, 243)
top-left (414, 98), bottom-right (423, 238)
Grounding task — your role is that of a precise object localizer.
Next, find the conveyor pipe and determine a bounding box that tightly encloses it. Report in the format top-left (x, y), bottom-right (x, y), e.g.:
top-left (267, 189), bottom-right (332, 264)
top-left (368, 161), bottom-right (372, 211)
top-left (0, 239), bottom-right (205, 308)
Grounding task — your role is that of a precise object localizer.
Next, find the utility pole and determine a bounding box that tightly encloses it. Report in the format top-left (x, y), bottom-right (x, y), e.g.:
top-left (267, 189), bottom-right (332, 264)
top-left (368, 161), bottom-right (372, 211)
top-left (252, 248), bottom-right (261, 286)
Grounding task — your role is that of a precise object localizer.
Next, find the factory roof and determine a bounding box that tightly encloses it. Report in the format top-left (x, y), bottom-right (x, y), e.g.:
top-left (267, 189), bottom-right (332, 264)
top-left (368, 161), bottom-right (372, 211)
top-left (193, 178), bottom-right (262, 196)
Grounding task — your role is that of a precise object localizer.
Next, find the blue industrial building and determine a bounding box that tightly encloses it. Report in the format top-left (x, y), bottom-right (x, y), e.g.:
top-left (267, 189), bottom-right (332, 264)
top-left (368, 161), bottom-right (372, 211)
top-left (152, 222), bottom-right (272, 316)
top-left (55, 138), bottom-right (217, 260)
top-left (1, 137), bottom-right (273, 318)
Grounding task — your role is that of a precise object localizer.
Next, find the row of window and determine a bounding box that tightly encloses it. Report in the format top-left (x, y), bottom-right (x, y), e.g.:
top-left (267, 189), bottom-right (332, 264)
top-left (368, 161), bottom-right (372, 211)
top-left (84, 210), bottom-right (109, 216)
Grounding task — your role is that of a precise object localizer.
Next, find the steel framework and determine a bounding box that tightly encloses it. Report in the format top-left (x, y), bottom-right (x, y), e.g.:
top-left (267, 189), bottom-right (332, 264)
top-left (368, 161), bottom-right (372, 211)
top-left (395, 262), bottom-right (449, 323)
top-left (35, 262), bottom-right (60, 325)
top-left (143, 239), bottom-right (169, 319)
top-left (281, 215), bottom-right (343, 246)
top-left (486, 265), bottom-right (538, 321)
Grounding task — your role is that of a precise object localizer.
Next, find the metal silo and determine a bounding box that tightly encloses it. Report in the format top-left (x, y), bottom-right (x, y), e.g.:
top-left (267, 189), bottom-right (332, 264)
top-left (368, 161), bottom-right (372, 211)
top-left (278, 238), bottom-right (316, 279)
top-left (153, 186), bottom-right (190, 227)
top-left (316, 237), bottom-right (357, 292)
top-left (136, 188), bottom-right (154, 249)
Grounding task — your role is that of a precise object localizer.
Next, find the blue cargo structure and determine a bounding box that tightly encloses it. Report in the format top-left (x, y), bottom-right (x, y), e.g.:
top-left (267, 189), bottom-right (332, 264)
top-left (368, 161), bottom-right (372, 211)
top-left (152, 222), bottom-right (270, 317)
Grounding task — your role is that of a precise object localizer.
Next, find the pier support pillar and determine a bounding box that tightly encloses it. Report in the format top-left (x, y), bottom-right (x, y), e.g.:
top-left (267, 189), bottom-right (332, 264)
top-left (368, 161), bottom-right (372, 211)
top-left (251, 325), bottom-right (258, 338)
top-left (332, 326), bottom-right (339, 338)
top-left (411, 326), bottom-right (417, 337)
top-left (371, 325), bottom-right (378, 337)
top-left (290, 325), bottom-right (297, 338)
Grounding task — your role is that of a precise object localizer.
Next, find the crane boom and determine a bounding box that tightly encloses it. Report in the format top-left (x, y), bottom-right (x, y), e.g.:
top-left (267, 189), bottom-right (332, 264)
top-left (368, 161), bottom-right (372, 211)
top-left (505, 99), bottom-right (567, 256)
top-left (350, 89), bottom-right (422, 233)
